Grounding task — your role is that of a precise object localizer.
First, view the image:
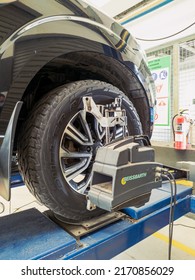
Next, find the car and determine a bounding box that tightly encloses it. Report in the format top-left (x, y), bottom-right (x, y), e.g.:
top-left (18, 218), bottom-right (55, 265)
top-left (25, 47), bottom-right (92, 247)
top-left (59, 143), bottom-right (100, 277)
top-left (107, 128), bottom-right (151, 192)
top-left (0, 0), bottom-right (156, 223)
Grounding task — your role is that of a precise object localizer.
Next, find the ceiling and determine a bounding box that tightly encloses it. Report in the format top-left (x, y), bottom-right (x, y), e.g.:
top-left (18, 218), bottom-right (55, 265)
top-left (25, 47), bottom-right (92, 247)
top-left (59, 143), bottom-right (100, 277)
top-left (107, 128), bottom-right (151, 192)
top-left (85, 0), bottom-right (143, 17)
top-left (85, 0), bottom-right (195, 50)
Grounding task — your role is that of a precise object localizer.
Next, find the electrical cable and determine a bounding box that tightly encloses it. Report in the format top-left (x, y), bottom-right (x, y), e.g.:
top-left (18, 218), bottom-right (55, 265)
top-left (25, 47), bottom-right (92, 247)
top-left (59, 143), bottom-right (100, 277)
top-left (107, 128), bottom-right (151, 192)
top-left (136, 21), bottom-right (195, 42)
top-left (162, 174), bottom-right (174, 260)
top-left (167, 171), bottom-right (177, 260)
top-left (168, 171), bottom-right (177, 204)
top-left (161, 169), bottom-right (177, 260)
top-left (169, 172), bottom-right (177, 260)
top-left (12, 200), bottom-right (42, 213)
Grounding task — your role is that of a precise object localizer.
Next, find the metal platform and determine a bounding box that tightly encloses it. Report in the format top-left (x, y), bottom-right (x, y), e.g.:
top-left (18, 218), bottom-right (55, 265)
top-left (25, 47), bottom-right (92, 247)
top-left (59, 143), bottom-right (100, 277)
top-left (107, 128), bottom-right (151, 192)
top-left (0, 182), bottom-right (194, 260)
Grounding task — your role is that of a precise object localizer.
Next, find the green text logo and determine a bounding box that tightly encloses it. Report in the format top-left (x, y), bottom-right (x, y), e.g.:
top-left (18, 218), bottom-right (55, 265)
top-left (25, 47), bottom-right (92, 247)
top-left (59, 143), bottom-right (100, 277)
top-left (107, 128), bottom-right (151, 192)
top-left (121, 172), bottom-right (147, 185)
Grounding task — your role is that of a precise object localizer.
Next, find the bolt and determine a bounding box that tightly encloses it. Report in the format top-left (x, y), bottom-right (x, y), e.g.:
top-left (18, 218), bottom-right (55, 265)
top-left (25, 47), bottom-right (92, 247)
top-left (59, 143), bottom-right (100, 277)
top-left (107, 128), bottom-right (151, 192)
top-left (87, 147), bottom-right (91, 152)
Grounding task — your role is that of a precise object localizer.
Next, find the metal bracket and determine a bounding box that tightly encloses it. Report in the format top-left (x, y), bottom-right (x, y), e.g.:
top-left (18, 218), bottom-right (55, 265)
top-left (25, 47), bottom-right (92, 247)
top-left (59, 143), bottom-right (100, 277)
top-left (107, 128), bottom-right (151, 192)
top-left (82, 96), bottom-right (127, 143)
top-left (45, 210), bottom-right (126, 239)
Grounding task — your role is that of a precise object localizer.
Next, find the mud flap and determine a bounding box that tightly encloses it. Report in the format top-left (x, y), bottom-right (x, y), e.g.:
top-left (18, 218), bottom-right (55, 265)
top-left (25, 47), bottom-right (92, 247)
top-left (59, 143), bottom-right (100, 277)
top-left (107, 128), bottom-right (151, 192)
top-left (0, 101), bottom-right (23, 200)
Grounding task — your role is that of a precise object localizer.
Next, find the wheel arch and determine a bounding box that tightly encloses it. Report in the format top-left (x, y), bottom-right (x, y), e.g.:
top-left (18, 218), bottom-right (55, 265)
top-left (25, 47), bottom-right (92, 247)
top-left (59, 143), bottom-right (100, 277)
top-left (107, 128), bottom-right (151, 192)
top-left (14, 50), bottom-right (151, 149)
top-left (1, 27), bottom-right (154, 137)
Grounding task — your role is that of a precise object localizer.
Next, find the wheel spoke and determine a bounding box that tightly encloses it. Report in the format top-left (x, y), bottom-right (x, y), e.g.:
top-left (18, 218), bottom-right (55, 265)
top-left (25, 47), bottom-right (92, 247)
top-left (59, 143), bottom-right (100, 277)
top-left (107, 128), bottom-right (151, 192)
top-left (60, 147), bottom-right (91, 158)
top-left (65, 123), bottom-right (88, 145)
top-left (65, 111), bottom-right (93, 146)
top-left (63, 156), bottom-right (92, 182)
top-left (79, 111), bottom-right (93, 143)
top-left (76, 174), bottom-right (92, 194)
top-left (94, 118), bottom-right (105, 140)
top-left (115, 126), bottom-right (123, 138)
top-left (115, 126), bottom-right (129, 138)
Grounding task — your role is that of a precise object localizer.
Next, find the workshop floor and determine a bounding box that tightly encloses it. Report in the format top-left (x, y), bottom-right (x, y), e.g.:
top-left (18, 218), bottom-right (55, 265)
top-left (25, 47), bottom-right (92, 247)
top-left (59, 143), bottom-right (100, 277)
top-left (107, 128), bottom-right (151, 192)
top-left (0, 185), bottom-right (195, 260)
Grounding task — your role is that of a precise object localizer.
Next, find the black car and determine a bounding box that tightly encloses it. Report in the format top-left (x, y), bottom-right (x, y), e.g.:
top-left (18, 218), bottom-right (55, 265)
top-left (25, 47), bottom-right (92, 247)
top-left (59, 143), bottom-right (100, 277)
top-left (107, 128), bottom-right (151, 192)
top-left (0, 0), bottom-right (155, 222)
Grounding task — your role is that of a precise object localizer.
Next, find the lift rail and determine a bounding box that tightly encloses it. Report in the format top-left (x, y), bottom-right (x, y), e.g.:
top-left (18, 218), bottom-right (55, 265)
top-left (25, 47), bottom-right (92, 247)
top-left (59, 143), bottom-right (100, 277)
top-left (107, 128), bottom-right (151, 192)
top-left (0, 182), bottom-right (194, 260)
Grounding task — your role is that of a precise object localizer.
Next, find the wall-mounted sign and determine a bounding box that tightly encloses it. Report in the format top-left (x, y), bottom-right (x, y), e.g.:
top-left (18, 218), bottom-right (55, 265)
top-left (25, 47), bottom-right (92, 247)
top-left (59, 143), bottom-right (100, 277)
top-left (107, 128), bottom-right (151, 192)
top-left (148, 55), bottom-right (171, 126)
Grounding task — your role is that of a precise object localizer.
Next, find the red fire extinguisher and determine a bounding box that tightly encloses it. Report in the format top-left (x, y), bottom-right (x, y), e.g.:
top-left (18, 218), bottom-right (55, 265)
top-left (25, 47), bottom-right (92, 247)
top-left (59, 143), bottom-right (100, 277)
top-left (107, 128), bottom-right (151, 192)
top-left (172, 110), bottom-right (190, 150)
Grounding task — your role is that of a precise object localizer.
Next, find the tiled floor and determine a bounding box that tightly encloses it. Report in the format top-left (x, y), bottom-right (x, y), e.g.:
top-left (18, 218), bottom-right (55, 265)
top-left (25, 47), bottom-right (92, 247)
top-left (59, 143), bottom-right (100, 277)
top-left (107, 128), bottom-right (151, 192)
top-left (0, 185), bottom-right (195, 260)
top-left (113, 215), bottom-right (195, 260)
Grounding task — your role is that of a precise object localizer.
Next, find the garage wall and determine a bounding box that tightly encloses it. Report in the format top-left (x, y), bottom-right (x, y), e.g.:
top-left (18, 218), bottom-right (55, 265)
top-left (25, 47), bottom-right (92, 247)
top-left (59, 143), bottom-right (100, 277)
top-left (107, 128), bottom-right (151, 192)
top-left (147, 36), bottom-right (195, 143)
top-left (179, 41), bottom-right (195, 110)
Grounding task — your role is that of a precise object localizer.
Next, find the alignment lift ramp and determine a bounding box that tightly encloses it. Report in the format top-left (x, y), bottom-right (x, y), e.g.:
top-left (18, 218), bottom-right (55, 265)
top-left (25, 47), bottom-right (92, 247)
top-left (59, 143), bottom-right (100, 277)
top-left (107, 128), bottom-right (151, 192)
top-left (0, 97), bottom-right (195, 260)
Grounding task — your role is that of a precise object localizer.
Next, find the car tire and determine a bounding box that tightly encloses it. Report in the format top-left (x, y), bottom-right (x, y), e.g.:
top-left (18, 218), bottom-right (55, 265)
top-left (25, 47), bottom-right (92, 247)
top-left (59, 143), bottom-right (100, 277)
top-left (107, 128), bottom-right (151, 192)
top-left (17, 80), bottom-right (142, 223)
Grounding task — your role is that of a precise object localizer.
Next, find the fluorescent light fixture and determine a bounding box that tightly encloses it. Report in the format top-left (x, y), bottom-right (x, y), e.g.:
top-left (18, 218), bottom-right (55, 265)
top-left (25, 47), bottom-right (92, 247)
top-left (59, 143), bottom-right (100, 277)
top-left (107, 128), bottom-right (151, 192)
top-left (115, 0), bottom-right (174, 24)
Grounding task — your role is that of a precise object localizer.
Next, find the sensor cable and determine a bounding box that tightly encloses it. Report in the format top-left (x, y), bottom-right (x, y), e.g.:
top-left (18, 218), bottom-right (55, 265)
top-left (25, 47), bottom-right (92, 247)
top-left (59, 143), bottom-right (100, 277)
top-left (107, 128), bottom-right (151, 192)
top-left (156, 167), bottom-right (177, 260)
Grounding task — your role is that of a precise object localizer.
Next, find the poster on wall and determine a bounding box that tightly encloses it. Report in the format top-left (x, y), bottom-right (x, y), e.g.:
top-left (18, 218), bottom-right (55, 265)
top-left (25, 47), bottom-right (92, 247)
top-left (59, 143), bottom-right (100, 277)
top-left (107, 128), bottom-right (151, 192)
top-left (148, 55), bottom-right (171, 126)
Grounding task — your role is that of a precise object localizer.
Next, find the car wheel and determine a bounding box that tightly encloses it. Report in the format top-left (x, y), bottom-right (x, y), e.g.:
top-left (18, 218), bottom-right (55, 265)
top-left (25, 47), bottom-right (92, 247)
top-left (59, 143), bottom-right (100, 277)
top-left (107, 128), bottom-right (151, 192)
top-left (18, 80), bottom-right (142, 223)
